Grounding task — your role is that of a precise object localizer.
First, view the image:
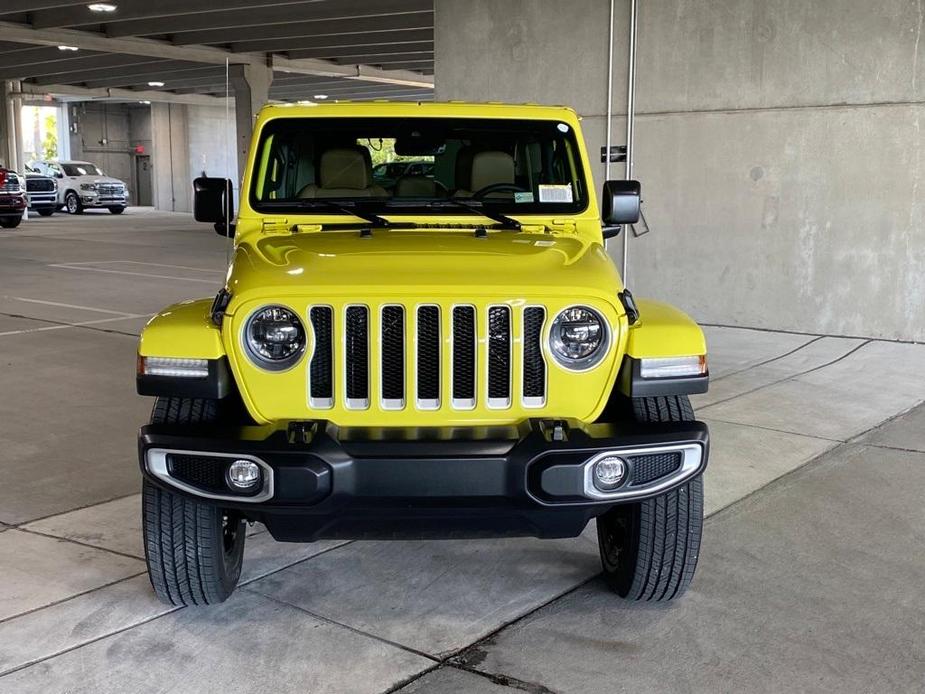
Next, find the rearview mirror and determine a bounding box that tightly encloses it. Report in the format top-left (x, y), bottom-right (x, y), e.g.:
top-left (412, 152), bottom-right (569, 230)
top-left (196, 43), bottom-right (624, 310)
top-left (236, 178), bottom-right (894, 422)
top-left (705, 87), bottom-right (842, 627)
top-left (601, 180), bottom-right (641, 238)
top-left (193, 177), bottom-right (235, 237)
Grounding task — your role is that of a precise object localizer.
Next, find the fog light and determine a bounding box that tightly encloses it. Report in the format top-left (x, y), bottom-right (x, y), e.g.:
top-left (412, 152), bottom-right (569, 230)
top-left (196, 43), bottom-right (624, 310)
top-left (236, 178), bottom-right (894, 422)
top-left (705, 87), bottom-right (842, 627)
top-left (592, 456), bottom-right (626, 491)
top-left (226, 460), bottom-right (261, 490)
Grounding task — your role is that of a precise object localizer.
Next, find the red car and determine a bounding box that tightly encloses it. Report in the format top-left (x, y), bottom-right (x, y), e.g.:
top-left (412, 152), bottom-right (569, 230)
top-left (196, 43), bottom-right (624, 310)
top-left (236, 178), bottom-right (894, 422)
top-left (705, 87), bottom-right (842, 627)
top-left (0, 169), bottom-right (26, 229)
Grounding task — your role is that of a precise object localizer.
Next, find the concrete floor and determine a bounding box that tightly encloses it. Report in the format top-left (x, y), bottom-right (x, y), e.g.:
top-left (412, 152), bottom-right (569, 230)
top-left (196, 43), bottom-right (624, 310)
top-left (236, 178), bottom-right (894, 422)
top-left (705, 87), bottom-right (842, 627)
top-left (0, 210), bottom-right (923, 693)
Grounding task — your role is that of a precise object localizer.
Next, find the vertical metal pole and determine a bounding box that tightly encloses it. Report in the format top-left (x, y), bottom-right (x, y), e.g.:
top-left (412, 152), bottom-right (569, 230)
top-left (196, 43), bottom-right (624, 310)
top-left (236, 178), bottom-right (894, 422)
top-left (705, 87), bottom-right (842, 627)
top-left (604, 0), bottom-right (615, 186)
top-left (622, 0), bottom-right (638, 283)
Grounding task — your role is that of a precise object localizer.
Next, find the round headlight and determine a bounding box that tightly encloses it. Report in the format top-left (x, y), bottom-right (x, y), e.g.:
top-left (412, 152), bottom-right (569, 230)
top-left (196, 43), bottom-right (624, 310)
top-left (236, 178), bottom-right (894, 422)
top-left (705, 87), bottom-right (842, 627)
top-left (244, 305), bottom-right (306, 370)
top-left (549, 306), bottom-right (609, 369)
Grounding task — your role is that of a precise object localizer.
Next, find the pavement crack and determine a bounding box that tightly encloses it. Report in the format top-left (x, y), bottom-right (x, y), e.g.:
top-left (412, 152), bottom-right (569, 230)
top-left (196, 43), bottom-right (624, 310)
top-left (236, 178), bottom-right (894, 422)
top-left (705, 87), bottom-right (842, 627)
top-left (711, 335), bottom-right (825, 383)
top-left (701, 339), bottom-right (873, 410)
top-left (452, 664), bottom-right (559, 693)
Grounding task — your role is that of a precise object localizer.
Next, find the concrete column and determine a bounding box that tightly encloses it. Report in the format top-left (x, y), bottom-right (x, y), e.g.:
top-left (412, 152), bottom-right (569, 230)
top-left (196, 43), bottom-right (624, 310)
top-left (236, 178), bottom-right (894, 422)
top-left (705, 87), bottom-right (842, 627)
top-left (434, 0), bottom-right (621, 191)
top-left (1, 80), bottom-right (25, 172)
top-left (0, 82), bottom-right (11, 168)
top-left (230, 63), bottom-right (272, 183)
top-left (150, 102), bottom-right (191, 213)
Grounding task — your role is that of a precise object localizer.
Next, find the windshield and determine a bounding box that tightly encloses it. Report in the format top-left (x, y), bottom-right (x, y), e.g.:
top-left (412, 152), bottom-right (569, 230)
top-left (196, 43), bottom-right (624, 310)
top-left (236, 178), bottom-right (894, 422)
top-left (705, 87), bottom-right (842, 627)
top-left (62, 163), bottom-right (103, 176)
top-left (250, 117), bottom-right (588, 215)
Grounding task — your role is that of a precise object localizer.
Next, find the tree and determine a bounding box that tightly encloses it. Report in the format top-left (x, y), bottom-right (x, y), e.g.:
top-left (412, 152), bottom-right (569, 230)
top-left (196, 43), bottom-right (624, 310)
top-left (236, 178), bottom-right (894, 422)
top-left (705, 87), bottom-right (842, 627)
top-left (41, 113), bottom-right (57, 161)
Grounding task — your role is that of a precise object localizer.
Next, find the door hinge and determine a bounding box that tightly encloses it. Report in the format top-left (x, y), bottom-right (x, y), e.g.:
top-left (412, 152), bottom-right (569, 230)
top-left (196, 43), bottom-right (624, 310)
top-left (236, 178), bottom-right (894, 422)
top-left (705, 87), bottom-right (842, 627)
top-left (262, 218), bottom-right (289, 233)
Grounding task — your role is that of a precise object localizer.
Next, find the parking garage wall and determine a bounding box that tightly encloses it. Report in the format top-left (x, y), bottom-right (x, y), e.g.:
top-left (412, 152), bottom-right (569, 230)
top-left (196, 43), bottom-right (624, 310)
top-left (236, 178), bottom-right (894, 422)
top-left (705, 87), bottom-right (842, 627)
top-left (67, 102), bottom-right (151, 206)
top-left (435, 0), bottom-right (925, 342)
top-left (151, 102), bottom-right (235, 214)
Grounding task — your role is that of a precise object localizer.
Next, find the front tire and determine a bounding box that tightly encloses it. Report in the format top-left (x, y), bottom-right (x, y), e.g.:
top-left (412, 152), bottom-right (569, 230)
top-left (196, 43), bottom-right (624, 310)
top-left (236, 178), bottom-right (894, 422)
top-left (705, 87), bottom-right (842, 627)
top-left (0, 216), bottom-right (21, 228)
top-left (65, 191), bottom-right (83, 214)
top-left (108, 206), bottom-right (125, 214)
top-left (596, 395), bottom-right (704, 602)
top-left (142, 397), bottom-right (246, 606)
top-left (37, 208), bottom-right (55, 217)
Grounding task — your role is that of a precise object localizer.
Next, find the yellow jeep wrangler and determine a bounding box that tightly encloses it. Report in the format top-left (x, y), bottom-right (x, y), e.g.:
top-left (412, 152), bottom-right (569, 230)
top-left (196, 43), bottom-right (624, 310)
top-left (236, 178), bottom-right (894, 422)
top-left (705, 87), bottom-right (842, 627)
top-left (136, 102), bottom-right (709, 606)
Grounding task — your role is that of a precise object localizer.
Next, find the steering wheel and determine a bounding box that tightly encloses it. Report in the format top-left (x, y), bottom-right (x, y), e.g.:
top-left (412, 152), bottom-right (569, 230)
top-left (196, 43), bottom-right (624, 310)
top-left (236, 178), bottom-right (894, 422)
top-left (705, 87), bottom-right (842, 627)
top-left (472, 183), bottom-right (529, 199)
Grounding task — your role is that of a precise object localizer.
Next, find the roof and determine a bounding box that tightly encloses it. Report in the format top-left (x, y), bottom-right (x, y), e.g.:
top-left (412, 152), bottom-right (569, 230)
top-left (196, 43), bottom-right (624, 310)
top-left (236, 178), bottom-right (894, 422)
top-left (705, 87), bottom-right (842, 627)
top-left (259, 101), bottom-right (579, 120)
top-left (0, 2), bottom-right (434, 105)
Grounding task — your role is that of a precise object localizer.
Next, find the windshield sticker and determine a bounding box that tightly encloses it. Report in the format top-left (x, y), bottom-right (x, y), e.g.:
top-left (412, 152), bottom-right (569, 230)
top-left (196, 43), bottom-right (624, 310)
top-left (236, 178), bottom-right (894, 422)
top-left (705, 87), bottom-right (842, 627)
top-left (538, 184), bottom-right (573, 203)
top-left (514, 191), bottom-right (534, 203)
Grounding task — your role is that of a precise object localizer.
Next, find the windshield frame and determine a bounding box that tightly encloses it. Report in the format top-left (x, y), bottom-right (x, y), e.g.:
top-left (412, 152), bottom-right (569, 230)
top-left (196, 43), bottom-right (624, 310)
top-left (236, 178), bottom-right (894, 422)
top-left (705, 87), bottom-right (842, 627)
top-left (247, 116), bottom-right (591, 218)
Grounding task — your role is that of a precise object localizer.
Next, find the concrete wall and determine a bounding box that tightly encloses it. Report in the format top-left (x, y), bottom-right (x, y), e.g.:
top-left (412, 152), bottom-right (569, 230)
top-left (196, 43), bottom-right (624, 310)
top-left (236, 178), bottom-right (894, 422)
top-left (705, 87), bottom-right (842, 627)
top-left (151, 102), bottom-right (236, 214)
top-left (66, 102), bottom-right (152, 205)
top-left (435, 0), bottom-right (925, 342)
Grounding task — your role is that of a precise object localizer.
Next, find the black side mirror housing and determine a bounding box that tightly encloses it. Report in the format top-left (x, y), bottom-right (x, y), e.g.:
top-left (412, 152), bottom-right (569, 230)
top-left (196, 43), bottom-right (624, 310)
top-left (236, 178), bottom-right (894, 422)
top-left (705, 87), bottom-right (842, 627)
top-left (193, 177), bottom-right (235, 237)
top-left (601, 180), bottom-right (641, 238)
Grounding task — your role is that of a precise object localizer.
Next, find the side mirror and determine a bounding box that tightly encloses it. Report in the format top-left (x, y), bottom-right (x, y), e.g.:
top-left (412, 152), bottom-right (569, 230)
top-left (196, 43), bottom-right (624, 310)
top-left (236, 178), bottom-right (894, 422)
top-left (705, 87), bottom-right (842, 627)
top-left (193, 177), bottom-right (235, 237)
top-left (601, 180), bottom-right (641, 238)
top-left (55, 172), bottom-right (63, 179)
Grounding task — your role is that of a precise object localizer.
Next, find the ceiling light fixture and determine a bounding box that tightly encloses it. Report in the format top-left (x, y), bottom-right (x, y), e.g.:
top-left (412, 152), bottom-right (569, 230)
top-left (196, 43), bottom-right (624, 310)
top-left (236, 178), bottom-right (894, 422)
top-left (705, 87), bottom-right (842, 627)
top-left (313, 94), bottom-right (328, 100)
top-left (87, 3), bottom-right (117, 12)
top-left (138, 100), bottom-right (151, 105)
top-left (57, 45), bottom-right (79, 51)
top-left (147, 81), bottom-right (165, 87)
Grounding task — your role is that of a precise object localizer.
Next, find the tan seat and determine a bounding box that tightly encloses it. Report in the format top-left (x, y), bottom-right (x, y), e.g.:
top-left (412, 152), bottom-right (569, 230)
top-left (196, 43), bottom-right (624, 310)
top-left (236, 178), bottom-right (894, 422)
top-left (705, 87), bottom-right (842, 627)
top-left (454, 150), bottom-right (515, 197)
top-left (297, 147), bottom-right (386, 198)
top-left (394, 175), bottom-right (439, 197)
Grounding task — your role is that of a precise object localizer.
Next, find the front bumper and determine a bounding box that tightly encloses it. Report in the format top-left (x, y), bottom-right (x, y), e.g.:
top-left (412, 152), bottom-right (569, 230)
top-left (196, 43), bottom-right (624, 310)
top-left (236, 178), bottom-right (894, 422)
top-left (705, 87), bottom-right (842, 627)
top-left (27, 193), bottom-right (57, 210)
top-left (80, 193), bottom-right (126, 207)
top-left (139, 419), bottom-right (709, 541)
top-left (0, 194), bottom-right (26, 213)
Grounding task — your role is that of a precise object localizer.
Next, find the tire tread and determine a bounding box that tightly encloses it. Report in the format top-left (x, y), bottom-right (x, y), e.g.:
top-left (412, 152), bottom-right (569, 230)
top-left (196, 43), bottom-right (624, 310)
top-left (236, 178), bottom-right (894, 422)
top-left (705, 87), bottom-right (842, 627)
top-left (142, 397), bottom-right (241, 606)
top-left (598, 395), bottom-right (704, 602)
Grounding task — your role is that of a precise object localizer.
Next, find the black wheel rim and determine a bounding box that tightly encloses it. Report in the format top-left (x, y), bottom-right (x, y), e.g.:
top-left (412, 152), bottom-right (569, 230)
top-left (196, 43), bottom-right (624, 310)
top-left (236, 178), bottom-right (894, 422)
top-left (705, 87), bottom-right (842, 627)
top-left (598, 505), bottom-right (640, 596)
top-left (221, 512), bottom-right (240, 555)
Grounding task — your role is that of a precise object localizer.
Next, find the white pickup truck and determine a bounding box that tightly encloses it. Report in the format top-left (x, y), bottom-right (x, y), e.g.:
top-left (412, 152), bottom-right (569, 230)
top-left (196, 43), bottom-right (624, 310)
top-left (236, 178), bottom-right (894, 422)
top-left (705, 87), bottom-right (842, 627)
top-left (34, 159), bottom-right (128, 214)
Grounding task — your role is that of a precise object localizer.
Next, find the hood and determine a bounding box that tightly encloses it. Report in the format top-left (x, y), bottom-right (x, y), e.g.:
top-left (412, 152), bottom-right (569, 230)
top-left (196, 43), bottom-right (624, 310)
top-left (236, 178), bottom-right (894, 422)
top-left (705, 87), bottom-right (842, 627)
top-left (226, 230), bottom-right (623, 307)
top-left (85, 177), bottom-right (125, 185)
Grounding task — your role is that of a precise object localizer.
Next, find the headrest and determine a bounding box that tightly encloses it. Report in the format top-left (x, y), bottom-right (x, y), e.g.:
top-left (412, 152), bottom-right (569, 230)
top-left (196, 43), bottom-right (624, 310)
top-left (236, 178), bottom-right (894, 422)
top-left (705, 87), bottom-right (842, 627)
top-left (320, 147), bottom-right (371, 190)
top-left (469, 151), bottom-right (515, 192)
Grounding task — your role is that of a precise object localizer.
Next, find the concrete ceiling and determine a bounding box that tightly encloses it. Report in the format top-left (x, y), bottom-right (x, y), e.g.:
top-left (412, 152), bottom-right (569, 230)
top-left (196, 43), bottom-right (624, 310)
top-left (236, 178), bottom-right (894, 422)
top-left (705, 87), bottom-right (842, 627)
top-left (0, 0), bottom-right (434, 104)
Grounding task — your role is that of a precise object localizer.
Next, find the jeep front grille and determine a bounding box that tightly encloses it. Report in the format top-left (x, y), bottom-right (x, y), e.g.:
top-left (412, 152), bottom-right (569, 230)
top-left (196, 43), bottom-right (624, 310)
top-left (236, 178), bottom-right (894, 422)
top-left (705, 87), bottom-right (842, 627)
top-left (487, 306), bottom-right (512, 407)
top-left (451, 306), bottom-right (476, 408)
top-left (307, 302), bottom-right (548, 412)
top-left (380, 305), bottom-right (405, 408)
top-left (308, 306), bottom-right (333, 408)
top-left (416, 305), bottom-right (441, 408)
top-left (344, 305), bottom-right (370, 408)
top-left (522, 307), bottom-right (547, 405)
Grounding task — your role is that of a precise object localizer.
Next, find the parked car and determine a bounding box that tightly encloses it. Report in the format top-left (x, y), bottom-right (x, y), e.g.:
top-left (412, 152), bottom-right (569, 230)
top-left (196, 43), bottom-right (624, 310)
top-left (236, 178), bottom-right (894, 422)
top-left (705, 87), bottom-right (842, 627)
top-left (135, 102), bottom-right (710, 607)
top-left (0, 169), bottom-right (26, 228)
top-left (33, 159), bottom-right (128, 214)
top-left (24, 169), bottom-right (58, 216)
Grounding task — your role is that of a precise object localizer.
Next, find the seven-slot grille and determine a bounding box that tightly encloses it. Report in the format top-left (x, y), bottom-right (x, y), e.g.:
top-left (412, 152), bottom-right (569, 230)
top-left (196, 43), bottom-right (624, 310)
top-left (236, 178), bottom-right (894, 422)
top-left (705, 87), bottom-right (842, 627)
top-left (307, 304), bottom-right (547, 411)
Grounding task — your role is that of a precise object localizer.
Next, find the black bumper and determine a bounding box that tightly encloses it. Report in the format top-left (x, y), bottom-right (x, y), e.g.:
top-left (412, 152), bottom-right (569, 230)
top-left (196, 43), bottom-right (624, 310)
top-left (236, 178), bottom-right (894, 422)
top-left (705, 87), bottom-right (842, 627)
top-left (138, 419), bottom-right (709, 542)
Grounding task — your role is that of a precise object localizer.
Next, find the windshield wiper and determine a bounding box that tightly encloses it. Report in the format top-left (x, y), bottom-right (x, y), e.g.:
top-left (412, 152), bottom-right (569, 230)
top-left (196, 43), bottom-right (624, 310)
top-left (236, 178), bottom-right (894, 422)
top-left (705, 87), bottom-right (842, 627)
top-left (266, 199), bottom-right (392, 228)
top-left (419, 200), bottom-right (522, 231)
